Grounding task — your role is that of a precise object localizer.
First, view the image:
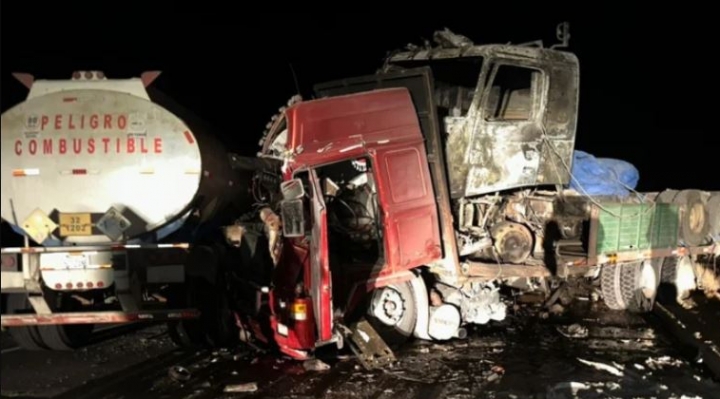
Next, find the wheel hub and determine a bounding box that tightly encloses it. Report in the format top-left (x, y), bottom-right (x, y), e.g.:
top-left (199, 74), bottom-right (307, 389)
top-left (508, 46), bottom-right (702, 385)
top-left (689, 203), bottom-right (705, 232)
top-left (371, 287), bottom-right (405, 326)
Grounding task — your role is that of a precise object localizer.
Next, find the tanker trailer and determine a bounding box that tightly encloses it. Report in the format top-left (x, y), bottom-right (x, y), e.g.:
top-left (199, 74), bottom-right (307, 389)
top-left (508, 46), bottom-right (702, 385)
top-left (0, 71), bottom-right (252, 350)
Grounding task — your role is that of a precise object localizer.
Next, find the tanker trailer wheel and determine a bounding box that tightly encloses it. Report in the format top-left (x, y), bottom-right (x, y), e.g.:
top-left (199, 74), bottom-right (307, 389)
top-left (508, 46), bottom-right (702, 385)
top-left (5, 294), bottom-right (48, 350)
top-left (167, 245), bottom-right (238, 349)
top-left (37, 294), bottom-right (93, 351)
top-left (366, 278), bottom-right (419, 346)
top-left (196, 270), bottom-right (239, 348)
top-left (600, 260), bottom-right (659, 313)
top-left (166, 278), bottom-right (214, 348)
top-left (673, 190), bottom-right (710, 246)
top-left (166, 277), bottom-right (205, 348)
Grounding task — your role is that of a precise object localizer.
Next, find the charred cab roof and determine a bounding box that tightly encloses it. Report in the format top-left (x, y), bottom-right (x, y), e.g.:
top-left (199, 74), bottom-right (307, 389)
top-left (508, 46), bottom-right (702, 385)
top-left (385, 24), bottom-right (577, 67)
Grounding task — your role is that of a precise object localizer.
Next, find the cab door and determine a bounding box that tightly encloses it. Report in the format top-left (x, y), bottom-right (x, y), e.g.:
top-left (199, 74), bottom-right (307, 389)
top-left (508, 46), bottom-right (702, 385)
top-left (308, 169), bottom-right (333, 341)
top-left (465, 61), bottom-right (548, 196)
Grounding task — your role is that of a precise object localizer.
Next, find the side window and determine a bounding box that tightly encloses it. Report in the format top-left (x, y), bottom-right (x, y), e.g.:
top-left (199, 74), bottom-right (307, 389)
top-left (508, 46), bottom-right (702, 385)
top-left (483, 65), bottom-right (541, 121)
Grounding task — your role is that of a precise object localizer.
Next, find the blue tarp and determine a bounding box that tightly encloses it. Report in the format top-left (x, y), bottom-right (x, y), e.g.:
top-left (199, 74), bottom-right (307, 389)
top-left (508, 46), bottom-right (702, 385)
top-left (569, 150), bottom-right (639, 197)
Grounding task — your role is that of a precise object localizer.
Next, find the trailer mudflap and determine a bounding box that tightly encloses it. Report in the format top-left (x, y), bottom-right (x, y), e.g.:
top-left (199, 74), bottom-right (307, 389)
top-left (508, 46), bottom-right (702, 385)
top-left (1, 309), bottom-right (200, 326)
top-left (346, 318), bottom-right (396, 370)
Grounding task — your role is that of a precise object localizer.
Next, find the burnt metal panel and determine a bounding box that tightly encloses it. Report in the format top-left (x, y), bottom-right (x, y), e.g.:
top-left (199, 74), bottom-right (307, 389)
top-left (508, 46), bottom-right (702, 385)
top-left (387, 46), bottom-right (580, 198)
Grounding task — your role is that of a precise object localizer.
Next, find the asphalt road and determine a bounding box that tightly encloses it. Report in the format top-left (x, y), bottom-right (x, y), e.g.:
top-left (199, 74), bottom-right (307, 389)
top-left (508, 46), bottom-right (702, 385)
top-left (1, 299), bottom-right (718, 399)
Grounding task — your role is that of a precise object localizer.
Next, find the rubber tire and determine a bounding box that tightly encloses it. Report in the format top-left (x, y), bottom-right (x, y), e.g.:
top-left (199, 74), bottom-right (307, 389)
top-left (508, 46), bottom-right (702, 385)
top-left (6, 295), bottom-right (47, 351)
top-left (167, 319), bottom-right (206, 348)
top-left (37, 324), bottom-right (93, 351)
top-left (366, 281), bottom-right (418, 346)
top-left (199, 274), bottom-right (239, 348)
top-left (655, 189), bottom-right (679, 204)
top-left (600, 262), bottom-right (656, 313)
top-left (661, 257), bottom-right (678, 284)
top-left (706, 194), bottom-right (720, 240)
top-left (673, 190), bottom-right (710, 246)
top-left (166, 279), bottom-right (212, 349)
top-left (167, 275), bottom-right (238, 349)
top-left (36, 295), bottom-right (93, 351)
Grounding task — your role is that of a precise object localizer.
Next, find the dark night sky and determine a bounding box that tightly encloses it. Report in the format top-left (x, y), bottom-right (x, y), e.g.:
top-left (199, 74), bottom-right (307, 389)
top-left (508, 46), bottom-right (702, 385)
top-left (2, 7), bottom-right (718, 192)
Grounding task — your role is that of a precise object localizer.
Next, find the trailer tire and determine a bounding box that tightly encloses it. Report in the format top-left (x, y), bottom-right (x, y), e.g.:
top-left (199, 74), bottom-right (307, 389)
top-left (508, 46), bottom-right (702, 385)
top-left (167, 274), bottom-right (238, 349)
top-left (36, 296), bottom-right (93, 351)
top-left (167, 319), bottom-right (206, 348)
top-left (674, 190), bottom-right (710, 246)
top-left (37, 324), bottom-right (93, 351)
top-left (198, 272), bottom-right (239, 348)
top-left (661, 257), bottom-right (678, 284)
top-left (601, 261), bottom-right (658, 313)
top-left (655, 189), bottom-right (679, 204)
top-left (6, 294), bottom-right (47, 351)
top-left (706, 194), bottom-right (720, 240)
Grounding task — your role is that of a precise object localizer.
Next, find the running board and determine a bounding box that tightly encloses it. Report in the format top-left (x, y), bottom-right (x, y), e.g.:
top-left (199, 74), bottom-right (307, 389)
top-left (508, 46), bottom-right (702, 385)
top-left (1, 309), bottom-right (200, 326)
top-left (346, 318), bottom-right (396, 370)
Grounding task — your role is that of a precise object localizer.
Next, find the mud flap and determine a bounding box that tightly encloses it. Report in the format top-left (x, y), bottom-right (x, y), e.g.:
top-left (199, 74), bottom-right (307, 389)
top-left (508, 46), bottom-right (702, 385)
top-left (346, 318), bottom-right (396, 370)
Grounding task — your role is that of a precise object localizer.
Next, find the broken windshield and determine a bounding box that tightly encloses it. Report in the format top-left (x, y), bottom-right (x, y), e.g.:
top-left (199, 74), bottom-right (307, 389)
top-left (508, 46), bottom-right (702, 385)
top-left (389, 56), bottom-right (484, 117)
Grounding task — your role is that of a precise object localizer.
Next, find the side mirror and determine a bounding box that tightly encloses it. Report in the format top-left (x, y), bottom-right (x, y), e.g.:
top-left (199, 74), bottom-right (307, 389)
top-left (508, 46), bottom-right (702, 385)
top-left (280, 199), bottom-right (305, 237)
top-left (280, 178), bottom-right (305, 200)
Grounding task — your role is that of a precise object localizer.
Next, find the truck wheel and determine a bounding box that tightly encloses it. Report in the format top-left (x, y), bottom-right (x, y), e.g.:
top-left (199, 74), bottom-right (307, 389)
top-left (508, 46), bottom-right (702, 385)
top-left (674, 190), bottom-right (710, 246)
top-left (661, 257), bottom-right (678, 284)
top-left (6, 294), bottom-right (47, 351)
top-left (367, 280), bottom-right (418, 345)
top-left (198, 273), bottom-right (239, 348)
top-left (600, 261), bottom-right (658, 313)
top-left (167, 319), bottom-right (206, 348)
top-left (706, 194), bottom-right (720, 240)
top-left (37, 324), bottom-right (93, 351)
top-left (37, 297), bottom-right (93, 350)
top-left (166, 281), bottom-right (210, 348)
top-left (167, 275), bottom-right (238, 349)
top-left (655, 189), bottom-right (678, 204)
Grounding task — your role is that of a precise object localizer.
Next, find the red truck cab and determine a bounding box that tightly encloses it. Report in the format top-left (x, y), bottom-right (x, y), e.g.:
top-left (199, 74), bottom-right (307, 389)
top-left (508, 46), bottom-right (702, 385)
top-left (258, 88), bottom-right (444, 358)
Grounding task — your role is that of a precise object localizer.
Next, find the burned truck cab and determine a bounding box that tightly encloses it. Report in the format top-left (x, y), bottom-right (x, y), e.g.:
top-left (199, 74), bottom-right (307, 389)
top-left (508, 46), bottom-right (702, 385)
top-left (370, 31), bottom-right (585, 271)
top-left (382, 36), bottom-right (580, 199)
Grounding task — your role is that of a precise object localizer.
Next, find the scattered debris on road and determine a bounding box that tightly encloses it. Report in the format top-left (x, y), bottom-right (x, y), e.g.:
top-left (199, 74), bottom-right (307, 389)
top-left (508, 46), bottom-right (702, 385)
top-left (557, 323), bottom-right (589, 338)
top-left (223, 382), bottom-right (258, 393)
top-left (303, 358), bottom-right (331, 371)
top-left (168, 365), bottom-right (192, 382)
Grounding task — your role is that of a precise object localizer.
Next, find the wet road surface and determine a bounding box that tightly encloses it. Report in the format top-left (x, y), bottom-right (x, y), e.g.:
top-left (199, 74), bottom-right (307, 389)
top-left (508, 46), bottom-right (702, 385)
top-left (2, 299), bottom-right (718, 399)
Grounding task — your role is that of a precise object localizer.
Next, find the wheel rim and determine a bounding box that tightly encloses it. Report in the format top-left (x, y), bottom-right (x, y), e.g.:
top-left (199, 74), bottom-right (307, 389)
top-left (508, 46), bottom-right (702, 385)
top-left (371, 286), bottom-right (406, 327)
top-left (689, 203), bottom-right (706, 233)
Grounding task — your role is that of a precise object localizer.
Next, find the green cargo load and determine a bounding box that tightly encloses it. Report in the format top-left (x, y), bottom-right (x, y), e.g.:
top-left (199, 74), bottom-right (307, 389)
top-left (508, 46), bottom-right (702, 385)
top-left (594, 202), bottom-right (680, 255)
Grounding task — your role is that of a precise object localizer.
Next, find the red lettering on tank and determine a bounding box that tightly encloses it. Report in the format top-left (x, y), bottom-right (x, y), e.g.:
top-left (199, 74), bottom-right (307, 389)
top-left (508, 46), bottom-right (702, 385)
top-left (73, 139), bottom-right (82, 154)
top-left (43, 139), bottom-right (53, 154)
top-left (118, 115), bottom-right (127, 130)
top-left (11, 137), bottom-right (164, 155)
